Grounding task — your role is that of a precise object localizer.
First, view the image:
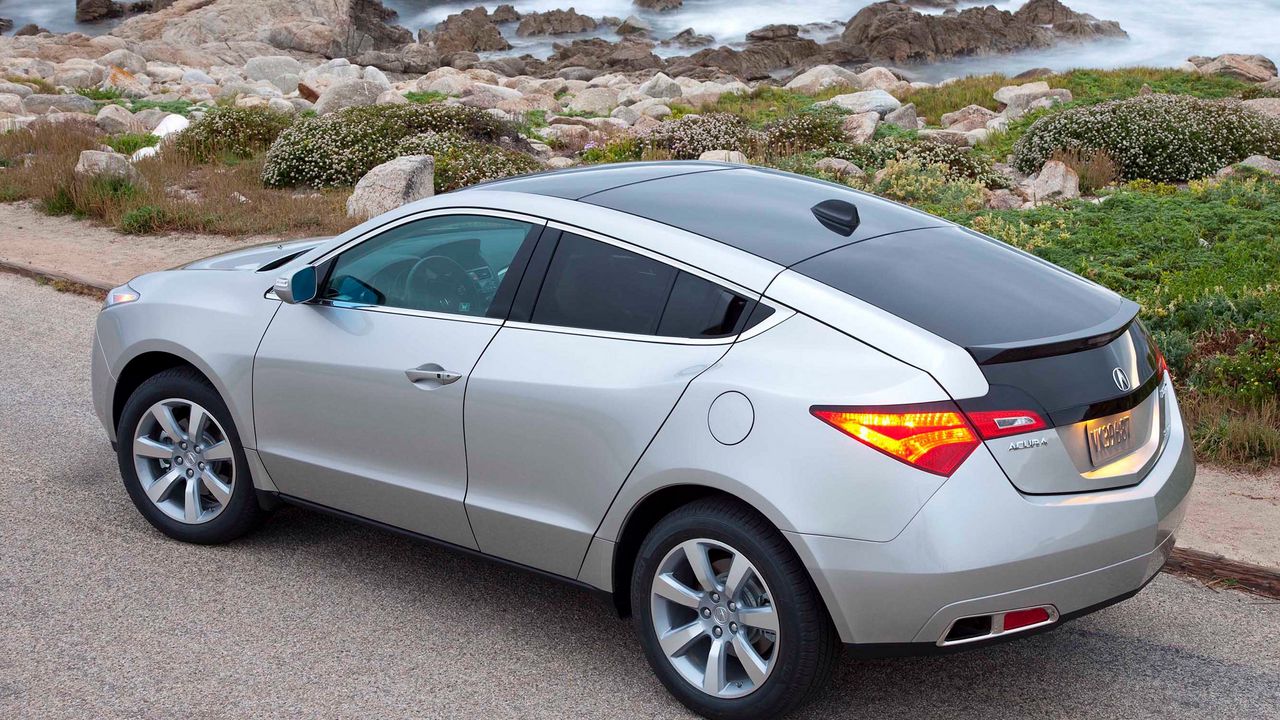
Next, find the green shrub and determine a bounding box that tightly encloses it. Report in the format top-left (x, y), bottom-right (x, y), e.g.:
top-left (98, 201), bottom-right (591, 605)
top-left (639, 113), bottom-right (762, 159)
top-left (105, 133), bottom-right (159, 155)
top-left (262, 103), bottom-right (516, 188)
top-left (120, 205), bottom-right (170, 234)
top-left (581, 137), bottom-right (643, 164)
top-left (761, 111), bottom-right (845, 152)
top-left (1012, 94), bottom-right (1280, 181)
top-left (861, 158), bottom-right (986, 212)
top-left (77, 87), bottom-right (125, 101)
top-left (404, 91), bottom-right (447, 104)
top-left (170, 106), bottom-right (294, 163)
top-left (128, 98), bottom-right (195, 115)
top-left (394, 132), bottom-right (542, 192)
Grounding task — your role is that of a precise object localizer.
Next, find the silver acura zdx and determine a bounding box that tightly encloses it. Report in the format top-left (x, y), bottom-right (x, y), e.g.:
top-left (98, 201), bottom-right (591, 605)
top-left (92, 162), bottom-right (1194, 720)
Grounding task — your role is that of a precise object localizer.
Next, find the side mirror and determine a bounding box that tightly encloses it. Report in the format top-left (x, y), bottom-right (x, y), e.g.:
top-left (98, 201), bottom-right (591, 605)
top-left (275, 265), bottom-right (317, 304)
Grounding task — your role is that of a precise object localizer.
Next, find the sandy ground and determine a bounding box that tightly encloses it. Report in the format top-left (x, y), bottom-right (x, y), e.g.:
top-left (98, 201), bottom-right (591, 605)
top-left (1, 271), bottom-right (1277, 719)
top-left (0, 201), bottom-right (282, 287)
top-left (0, 201), bottom-right (1276, 570)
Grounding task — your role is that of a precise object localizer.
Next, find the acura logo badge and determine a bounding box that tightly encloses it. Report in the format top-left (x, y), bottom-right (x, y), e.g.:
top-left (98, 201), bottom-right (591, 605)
top-left (1112, 367), bottom-right (1131, 392)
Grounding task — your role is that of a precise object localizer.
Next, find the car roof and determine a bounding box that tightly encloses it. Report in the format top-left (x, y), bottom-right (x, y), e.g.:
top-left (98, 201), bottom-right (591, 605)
top-left (472, 162), bottom-right (947, 266)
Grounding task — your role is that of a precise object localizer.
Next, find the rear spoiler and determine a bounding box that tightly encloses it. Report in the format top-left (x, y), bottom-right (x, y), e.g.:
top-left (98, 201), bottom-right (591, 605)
top-left (966, 299), bottom-right (1140, 365)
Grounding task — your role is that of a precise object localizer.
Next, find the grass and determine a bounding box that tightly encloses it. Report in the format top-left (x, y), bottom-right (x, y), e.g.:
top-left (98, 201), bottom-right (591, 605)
top-left (404, 91), bottom-right (448, 104)
top-left (126, 98), bottom-right (196, 115)
top-left (672, 86), bottom-right (849, 127)
top-left (4, 75), bottom-right (55, 93)
top-left (104, 133), bottom-right (160, 155)
top-left (77, 87), bottom-right (126, 101)
top-left (899, 74), bottom-right (1010, 123)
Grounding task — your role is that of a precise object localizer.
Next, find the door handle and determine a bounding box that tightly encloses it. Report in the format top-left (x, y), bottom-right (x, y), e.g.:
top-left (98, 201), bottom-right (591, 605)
top-left (405, 364), bottom-right (462, 386)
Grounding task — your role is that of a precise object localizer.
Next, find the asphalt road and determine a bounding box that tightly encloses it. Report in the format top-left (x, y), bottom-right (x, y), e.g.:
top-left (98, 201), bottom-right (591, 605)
top-left (1, 271), bottom-right (1278, 720)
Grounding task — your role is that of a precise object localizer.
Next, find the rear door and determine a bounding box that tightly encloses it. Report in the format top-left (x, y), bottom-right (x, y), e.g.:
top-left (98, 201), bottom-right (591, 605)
top-left (253, 212), bottom-right (543, 547)
top-left (463, 227), bottom-right (759, 576)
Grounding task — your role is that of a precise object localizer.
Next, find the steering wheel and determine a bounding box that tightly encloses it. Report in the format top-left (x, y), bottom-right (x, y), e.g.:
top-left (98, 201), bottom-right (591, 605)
top-left (403, 255), bottom-right (487, 314)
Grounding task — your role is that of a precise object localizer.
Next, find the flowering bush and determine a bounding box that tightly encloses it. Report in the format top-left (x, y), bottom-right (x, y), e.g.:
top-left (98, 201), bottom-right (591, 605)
top-left (170, 107), bottom-right (293, 162)
top-left (1012, 94), bottom-right (1280, 181)
top-left (761, 111), bottom-right (845, 153)
top-left (639, 113), bottom-right (762, 159)
top-left (394, 132), bottom-right (541, 192)
top-left (861, 158), bottom-right (985, 212)
top-left (826, 136), bottom-right (1011, 188)
top-left (262, 104), bottom-right (517, 188)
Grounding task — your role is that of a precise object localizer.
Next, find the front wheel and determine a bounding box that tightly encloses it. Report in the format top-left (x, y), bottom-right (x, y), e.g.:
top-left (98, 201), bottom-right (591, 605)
top-left (631, 497), bottom-right (840, 720)
top-left (116, 367), bottom-right (261, 544)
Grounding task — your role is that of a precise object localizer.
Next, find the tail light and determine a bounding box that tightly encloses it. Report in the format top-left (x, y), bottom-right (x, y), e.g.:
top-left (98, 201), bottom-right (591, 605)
top-left (1153, 341), bottom-right (1169, 379)
top-left (810, 402), bottom-right (980, 477)
top-left (965, 410), bottom-right (1048, 440)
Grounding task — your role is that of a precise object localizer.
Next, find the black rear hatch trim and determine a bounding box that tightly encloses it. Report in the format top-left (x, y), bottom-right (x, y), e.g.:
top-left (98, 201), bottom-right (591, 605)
top-left (967, 300), bottom-right (1140, 365)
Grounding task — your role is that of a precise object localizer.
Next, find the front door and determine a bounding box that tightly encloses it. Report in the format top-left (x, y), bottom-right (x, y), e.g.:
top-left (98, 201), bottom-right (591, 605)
top-left (254, 212), bottom-right (544, 547)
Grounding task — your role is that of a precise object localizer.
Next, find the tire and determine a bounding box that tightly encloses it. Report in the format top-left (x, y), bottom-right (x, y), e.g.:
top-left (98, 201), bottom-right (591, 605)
top-left (116, 366), bottom-right (261, 544)
top-left (631, 497), bottom-right (840, 720)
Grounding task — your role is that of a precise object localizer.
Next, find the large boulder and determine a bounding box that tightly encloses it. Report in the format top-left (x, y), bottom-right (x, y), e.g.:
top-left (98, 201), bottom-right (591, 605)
top-left (637, 72), bottom-right (682, 99)
top-left (76, 0), bottom-right (123, 23)
top-left (784, 64), bottom-right (860, 94)
top-left (97, 48), bottom-right (147, 74)
top-left (699, 149), bottom-right (749, 163)
top-left (1025, 159), bottom-right (1079, 203)
top-left (435, 7), bottom-right (511, 55)
top-left (635, 0), bottom-right (682, 11)
top-left (95, 103), bottom-right (144, 134)
top-left (883, 102), bottom-right (919, 130)
top-left (313, 78), bottom-right (385, 115)
top-left (0, 81), bottom-right (34, 98)
top-left (24, 93), bottom-right (97, 114)
top-left (1217, 155), bottom-right (1280, 177)
top-left (940, 104), bottom-right (998, 131)
top-left (516, 8), bottom-right (598, 36)
top-left (244, 55), bottom-right (303, 87)
top-left (816, 89), bottom-right (901, 117)
top-left (815, 157), bottom-right (865, 178)
top-left (1243, 97), bottom-right (1280, 120)
top-left (565, 86), bottom-right (619, 115)
top-left (841, 111), bottom-right (879, 144)
top-left (993, 80), bottom-right (1073, 117)
top-left (74, 150), bottom-right (140, 183)
top-left (0, 93), bottom-right (25, 115)
top-left (1188, 54), bottom-right (1277, 83)
top-left (346, 155), bottom-right (436, 219)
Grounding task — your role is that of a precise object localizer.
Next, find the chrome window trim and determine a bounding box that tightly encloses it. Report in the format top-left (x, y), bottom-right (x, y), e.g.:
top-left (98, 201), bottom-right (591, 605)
top-left (315, 299), bottom-right (506, 326)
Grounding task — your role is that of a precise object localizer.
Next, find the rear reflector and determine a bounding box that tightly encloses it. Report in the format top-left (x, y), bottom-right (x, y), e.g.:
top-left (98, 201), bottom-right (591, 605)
top-left (964, 409), bottom-right (1049, 440)
top-left (1002, 607), bottom-right (1051, 631)
top-left (810, 401), bottom-right (980, 477)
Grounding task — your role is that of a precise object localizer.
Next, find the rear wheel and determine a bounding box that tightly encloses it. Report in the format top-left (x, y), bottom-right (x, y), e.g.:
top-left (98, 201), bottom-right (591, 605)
top-left (631, 497), bottom-right (840, 720)
top-left (117, 367), bottom-right (260, 544)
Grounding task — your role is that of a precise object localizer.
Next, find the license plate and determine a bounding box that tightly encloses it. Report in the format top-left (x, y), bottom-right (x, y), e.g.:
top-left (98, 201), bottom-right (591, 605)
top-left (1087, 413), bottom-right (1135, 466)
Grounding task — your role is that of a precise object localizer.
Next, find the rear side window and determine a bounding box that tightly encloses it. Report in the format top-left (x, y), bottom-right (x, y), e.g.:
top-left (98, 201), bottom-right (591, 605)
top-left (529, 232), bottom-right (758, 339)
top-left (531, 232), bottom-right (676, 335)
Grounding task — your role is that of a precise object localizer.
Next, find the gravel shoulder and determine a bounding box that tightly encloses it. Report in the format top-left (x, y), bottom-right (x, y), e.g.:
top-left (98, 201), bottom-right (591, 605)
top-left (2, 272), bottom-right (1279, 719)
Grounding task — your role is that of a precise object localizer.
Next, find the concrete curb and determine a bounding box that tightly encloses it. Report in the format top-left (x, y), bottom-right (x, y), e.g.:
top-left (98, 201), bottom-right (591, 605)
top-left (0, 258), bottom-right (112, 298)
top-left (1165, 547), bottom-right (1280, 598)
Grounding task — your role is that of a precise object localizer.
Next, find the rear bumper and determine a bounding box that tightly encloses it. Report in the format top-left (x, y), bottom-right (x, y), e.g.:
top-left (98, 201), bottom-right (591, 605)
top-left (786, 379), bottom-right (1195, 646)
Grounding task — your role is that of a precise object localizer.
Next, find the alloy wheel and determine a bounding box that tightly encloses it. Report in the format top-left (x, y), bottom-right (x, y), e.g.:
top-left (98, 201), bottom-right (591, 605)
top-left (650, 538), bottom-right (779, 699)
top-left (132, 398), bottom-right (236, 525)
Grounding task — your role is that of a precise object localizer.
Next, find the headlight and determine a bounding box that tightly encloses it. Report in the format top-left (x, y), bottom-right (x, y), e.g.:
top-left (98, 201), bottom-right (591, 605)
top-left (103, 284), bottom-right (140, 310)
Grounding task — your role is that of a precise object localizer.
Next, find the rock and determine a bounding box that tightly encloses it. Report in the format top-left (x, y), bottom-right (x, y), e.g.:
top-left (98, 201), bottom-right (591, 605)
top-left (1217, 155), bottom-right (1280, 177)
top-left (376, 90), bottom-right (408, 105)
top-left (856, 66), bottom-right (905, 93)
top-left (516, 9), bottom-right (598, 36)
top-left (363, 66), bottom-right (392, 90)
top-left (1243, 97), bottom-right (1280, 120)
top-left (180, 68), bottom-right (215, 85)
top-left (95, 103), bottom-right (143, 134)
top-left (984, 188), bottom-right (1023, 210)
top-left (784, 64), bottom-right (860, 94)
top-left (641, 103), bottom-right (671, 119)
top-left (267, 97), bottom-right (296, 114)
top-left (699, 149), bottom-right (749, 163)
top-left (314, 78), bottom-right (386, 115)
top-left (297, 82), bottom-right (321, 102)
top-left (1026, 160), bottom-right (1079, 202)
top-left (883, 102), bottom-right (918, 130)
top-left (842, 1), bottom-right (1123, 64)
top-left (434, 7), bottom-right (511, 55)
top-left (917, 128), bottom-right (974, 146)
top-left (347, 155), bottom-right (436, 219)
top-left (0, 18), bottom-right (11, 34)
top-left (546, 156), bottom-right (578, 169)
top-left (151, 113), bottom-right (190, 138)
top-left (492, 4), bottom-right (521, 23)
top-left (566, 86), bottom-right (619, 114)
top-left (841, 111), bottom-right (879, 144)
top-left (815, 157), bottom-right (865, 178)
top-left (77, 0), bottom-right (123, 24)
top-left (634, 0), bottom-right (682, 11)
top-left (638, 72), bottom-right (682, 99)
top-left (97, 48), bottom-right (147, 74)
top-left (816, 89), bottom-right (901, 117)
top-left (0, 94), bottom-right (25, 116)
top-left (746, 24), bottom-right (798, 41)
top-left (557, 66), bottom-right (600, 81)
top-left (610, 104), bottom-right (641, 124)
top-left (994, 81), bottom-right (1073, 117)
top-left (0, 82), bottom-right (34, 98)
top-left (74, 150), bottom-right (139, 183)
top-left (14, 24), bottom-right (50, 37)
top-left (616, 16), bottom-right (652, 36)
top-left (940, 104), bottom-right (998, 131)
top-left (661, 28), bottom-right (714, 48)
top-left (24, 93), bottom-right (97, 114)
top-left (416, 68), bottom-right (474, 96)
top-left (1189, 53), bottom-right (1276, 83)
top-left (244, 56), bottom-right (303, 88)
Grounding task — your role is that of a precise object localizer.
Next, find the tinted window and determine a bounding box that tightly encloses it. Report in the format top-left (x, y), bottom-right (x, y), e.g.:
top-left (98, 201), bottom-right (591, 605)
top-left (657, 271), bottom-right (750, 338)
top-left (790, 226), bottom-right (1124, 349)
top-left (322, 215), bottom-right (537, 318)
top-left (531, 233), bottom-right (676, 334)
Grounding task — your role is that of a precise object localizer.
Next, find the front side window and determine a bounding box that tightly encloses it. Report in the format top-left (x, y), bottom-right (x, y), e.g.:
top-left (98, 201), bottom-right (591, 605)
top-left (529, 232), bottom-right (755, 339)
top-left (322, 215), bottom-right (537, 318)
